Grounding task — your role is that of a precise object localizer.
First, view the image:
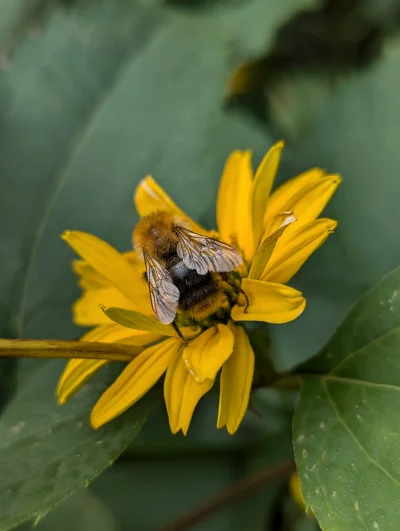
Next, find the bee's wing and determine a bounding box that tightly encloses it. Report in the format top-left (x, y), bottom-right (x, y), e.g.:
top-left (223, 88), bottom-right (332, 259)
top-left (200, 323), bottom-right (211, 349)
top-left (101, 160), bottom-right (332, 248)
top-left (144, 255), bottom-right (180, 324)
top-left (175, 227), bottom-right (243, 275)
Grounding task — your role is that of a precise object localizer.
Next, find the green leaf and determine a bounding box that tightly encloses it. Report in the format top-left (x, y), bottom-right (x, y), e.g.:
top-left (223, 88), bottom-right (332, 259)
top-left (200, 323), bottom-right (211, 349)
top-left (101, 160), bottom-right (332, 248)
top-left (19, 489), bottom-right (118, 531)
top-left (293, 266), bottom-right (400, 530)
top-left (0, 360), bottom-right (156, 530)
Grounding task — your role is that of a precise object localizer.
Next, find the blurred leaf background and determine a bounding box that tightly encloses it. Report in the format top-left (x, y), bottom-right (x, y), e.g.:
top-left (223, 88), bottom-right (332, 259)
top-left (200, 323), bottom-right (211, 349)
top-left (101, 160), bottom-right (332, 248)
top-left (1, 0), bottom-right (400, 529)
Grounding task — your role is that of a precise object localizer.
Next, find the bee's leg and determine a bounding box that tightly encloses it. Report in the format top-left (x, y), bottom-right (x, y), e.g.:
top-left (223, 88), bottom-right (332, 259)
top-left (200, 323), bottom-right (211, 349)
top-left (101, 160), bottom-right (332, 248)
top-left (172, 321), bottom-right (188, 345)
top-left (221, 273), bottom-right (250, 313)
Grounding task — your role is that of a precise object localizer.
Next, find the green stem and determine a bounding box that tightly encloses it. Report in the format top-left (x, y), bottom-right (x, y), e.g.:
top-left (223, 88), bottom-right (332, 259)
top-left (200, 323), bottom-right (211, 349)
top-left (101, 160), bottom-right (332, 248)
top-left (272, 373), bottom-right (302, 390)
top-left (0, 338), bottom-right (141, 362)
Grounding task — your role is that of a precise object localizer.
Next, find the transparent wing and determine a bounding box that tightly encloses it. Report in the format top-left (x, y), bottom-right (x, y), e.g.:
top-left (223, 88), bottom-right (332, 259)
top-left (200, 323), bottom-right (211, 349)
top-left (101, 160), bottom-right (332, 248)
top-left (175, 227), bottom-right (243, 275)
top-left (144, 255), bottom-right (180, 324)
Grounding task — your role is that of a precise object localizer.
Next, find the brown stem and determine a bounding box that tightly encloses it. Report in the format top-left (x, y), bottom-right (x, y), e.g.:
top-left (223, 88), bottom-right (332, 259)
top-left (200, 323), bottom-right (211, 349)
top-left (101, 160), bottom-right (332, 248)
top-left (0, 338), bottom-right (141, 362)
top-left (159, 459), bottom-right (295, 531)
top-left (272, 374), bottom-right (302, 390)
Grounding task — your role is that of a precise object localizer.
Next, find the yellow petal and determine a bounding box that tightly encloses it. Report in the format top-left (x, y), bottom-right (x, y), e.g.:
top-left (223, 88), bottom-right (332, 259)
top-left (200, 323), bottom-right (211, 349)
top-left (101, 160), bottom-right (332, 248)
top-left (73, 287), bottom-right (139, 326)
top-left (134, 176), bottom-right (206, 234)
top-left (91, 338), bottom-right (182, 428)
top-left (182, 324), bottom-right (234, 383)
top-left (102, 306), bottom-right (178, 336)
top-left (265, 173), bottom-right (341, 231)
top-left (289, 472), bottom-right (307, 513)
top-left (217, 326), bottom-right (254, 434)
top-left (262, 218), bottom-right (338, 284)
top-left (56, 323), bottom-right (150, 404)
top-left (73, 251), bottom-right (145, 291)
top-left (251, 141), bottom-right (284, 250)
top-left (248, 212), bottom-right (296, 280)
top-left (73, 260), bottom-right (109, 290)
top-left (232, 278), bottom-right (306, 324)
top-left (57, 359), bottom-right (108, 405)
top-left (216, 150), bottom-right (254, 259)
top-left (164, 355), bottom-right (213, 435)
top-left (62, 231), bottom-right (142, 306)
top-left (81, 323), bottom-right (162, 346)
top-left (264, 168), bottom-right (325, 222)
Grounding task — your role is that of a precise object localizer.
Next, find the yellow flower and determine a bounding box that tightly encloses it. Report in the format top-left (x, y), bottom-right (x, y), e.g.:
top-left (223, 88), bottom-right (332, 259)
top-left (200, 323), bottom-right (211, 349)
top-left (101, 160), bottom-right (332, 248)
top-left (57, 142), bottom-right (340, 435)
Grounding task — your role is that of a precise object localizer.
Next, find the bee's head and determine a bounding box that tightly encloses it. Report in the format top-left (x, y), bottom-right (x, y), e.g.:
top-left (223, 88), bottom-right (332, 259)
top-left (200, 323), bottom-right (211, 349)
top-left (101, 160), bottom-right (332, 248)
top-left (133, 210), bottom-right (183, 260)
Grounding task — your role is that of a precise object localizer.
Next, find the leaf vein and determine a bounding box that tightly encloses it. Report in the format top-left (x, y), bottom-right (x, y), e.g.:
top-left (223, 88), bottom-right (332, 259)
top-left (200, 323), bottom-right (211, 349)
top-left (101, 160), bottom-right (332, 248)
top-left (323, 380), bottom-right (400, 487)
top-left (324, 375), bottom-right (400, 392)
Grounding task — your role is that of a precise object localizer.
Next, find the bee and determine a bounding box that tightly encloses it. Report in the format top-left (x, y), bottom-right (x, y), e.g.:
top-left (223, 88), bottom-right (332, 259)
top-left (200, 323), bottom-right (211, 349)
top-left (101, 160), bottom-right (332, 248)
top-left (133, 211), bottom-right (247, 338)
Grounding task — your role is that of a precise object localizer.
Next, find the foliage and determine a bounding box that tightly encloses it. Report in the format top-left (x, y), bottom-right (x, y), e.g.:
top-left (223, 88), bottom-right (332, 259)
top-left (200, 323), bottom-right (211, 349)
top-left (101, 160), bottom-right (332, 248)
top-left (1, 0), bottom-right (400, 529)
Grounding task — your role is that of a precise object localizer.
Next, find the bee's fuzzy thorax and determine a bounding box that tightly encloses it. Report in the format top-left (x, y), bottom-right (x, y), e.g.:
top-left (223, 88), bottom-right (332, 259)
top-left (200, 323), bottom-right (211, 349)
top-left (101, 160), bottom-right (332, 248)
top-left (133, 210), bottom-right (189, 261)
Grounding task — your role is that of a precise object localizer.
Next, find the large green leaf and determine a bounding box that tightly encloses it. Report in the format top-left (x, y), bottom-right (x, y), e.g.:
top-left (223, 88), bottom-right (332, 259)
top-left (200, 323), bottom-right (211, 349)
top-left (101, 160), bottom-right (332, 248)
top-left (0, 360), bottom-right (155, 530)
top-left (293, 266), bottom-right (400, 530)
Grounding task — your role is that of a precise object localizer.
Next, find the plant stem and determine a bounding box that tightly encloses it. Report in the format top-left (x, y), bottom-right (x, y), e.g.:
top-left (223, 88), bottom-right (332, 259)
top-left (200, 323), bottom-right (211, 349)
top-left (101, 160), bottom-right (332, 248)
top-left (159, 459), bottom-right (295, 531)
top-left (272, 374), bottom-right (302, 390)
top-left (0, 338), bottom-right (141, 362)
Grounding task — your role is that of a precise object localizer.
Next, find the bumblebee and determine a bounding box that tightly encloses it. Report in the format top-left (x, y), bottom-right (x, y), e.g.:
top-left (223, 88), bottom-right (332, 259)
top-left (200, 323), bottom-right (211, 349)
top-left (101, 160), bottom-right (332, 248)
top-left (133, 211), bottom-right (246, 335)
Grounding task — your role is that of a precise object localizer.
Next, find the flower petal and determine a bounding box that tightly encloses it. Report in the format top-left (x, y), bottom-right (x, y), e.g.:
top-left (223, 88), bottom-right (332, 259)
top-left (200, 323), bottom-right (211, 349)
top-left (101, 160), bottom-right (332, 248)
top-left (232, 279), bottom-right (306, 324)
top-left (251, 141), bottom-right (284, 249)
top-left (56, 324), bottom-right (150, 404)
top-left (164, 355), bottom-right (213, 435)
top-left (264, 168), bottom-right (325, 222)
top-left (73, 251), bottom-right (145, 290)
top-left (217, 326), bottom-right (254, 434)
top-left (216, 150), bottom-right (253, 259)
top-left (73, 287), bottom-right (139, 326)
top-left (264, 173), bottom-right (341, 232)
top-left (73, 260), bottom-right (109, 290)
top-left (182, 324), bottom-right (234, 383)
top-left (57, 359), bottom-right (108, 405)
top-left (62, 231), bottom-right (142, 306)
top-left (262, 218), bottom-right (337, 284)
top-left (82, 322), bottom-right (163, 345)
top-left (248, 212), bottom-right (296, 280)
top-left (91, 338), bottom-right (182, 428)
top-left (134, 176), bottom-right (206, 234)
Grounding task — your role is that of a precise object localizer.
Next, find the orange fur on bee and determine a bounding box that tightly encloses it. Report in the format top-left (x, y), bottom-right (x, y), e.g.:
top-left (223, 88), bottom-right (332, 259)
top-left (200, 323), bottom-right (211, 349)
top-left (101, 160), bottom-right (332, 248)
top-left (133, 211), bottom-right (187, 261)
top-left (132, 211), bottom-right (242, 325)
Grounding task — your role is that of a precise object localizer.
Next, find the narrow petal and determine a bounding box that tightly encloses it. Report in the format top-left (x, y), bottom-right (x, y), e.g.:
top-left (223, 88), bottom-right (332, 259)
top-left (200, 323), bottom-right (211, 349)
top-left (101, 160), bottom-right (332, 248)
top-left (56, 324), bottom-right (151, 404)
top-left (264, 174), bottom-right (341, 232)
top-left (248, 212), bottom-right (296, 280)
top-left (264, 168), bottom-right (325, 222)
top-left (232, 278), bottom-right (306, 324)
top-left (164, 355), bottom-right (213, 435)
top-left (57, 359), bottom-right (108, 405)
top-left (73, 260), bottom-right (109, 290)
top-left (91, 338), bottom-right (182, 428)
top-left (62, 231), bottom-right (142, 306)
top-left (73, 287), bottom-right (139, 326)
top-left (251, 141), bottom-right (284, 249)
top-left (73, 250), bottom-right (145, 290)
top-left (182, 324), bottom-right (234, 383)
top-left (216, 151), bottom-right (254, 259)
top-left (262, 218), bottom-right (338, 284)
top-left (81, 323), bottom-right (163, 346)
top-left (217, 326), bottom-right (254, 434)
top-left (134, 176), bottom-right (206, 234)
